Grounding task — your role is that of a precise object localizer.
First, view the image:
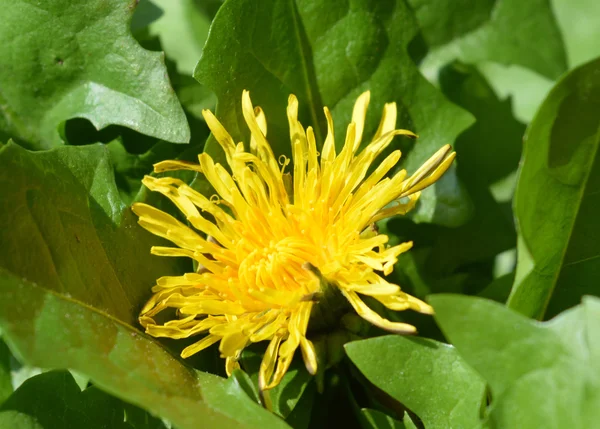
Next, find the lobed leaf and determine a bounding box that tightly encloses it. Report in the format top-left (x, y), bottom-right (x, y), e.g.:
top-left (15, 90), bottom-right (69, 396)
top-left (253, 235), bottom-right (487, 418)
top-left (0, 0), bottom-right (189, 149)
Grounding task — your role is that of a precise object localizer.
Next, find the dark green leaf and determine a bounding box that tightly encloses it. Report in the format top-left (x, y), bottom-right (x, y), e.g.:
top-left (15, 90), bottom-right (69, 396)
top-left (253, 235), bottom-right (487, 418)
top-left (0, 0), bottom-right (189, 149)
top-left (0, 142), bottom-right (186, 326)
top-left (359, 408), bottom-right (406, 429)
top-left (240, 347), bottom-right (313, 419)
top-left (0, 340), bottom-right (10, 406)
top-left (195, 0), bottom-right (474, 226)
top-left (407, 0), bottom-right (495, 49)
top-left (420, 0), bottom-right (567, 80)
top-left (430, 294), bottom-right (600, 428)
top-left (0, 371), bottom-right (130, 429)
top-left (0, 143), bottom-right (288, 429)
top-left (508, 58), bottom-right (600, 319)
top-left (0, 270), bottom-right (289, 429)
top-left (345, 336), bottom-right (485, 429)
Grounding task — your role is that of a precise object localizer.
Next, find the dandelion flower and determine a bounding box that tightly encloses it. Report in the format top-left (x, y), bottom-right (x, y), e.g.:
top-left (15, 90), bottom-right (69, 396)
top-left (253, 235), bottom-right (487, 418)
top-left (132, 90), bottom-right (455, 391)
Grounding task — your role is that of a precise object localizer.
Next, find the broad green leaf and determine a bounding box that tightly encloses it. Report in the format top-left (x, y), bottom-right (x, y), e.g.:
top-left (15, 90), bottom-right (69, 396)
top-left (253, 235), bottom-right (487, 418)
top-left (0, 270), bottom-right (289, 429)
top-left (508, 58), bottom-right (600, 319)
top-left (0, 142), bottom-right (187, 326)
top-left (552, 0), bottom-right (600, 68)
top-left (0, 371), bottom-right (131, 429)
top-left (0, 341), bottom-right (10, 405)
top-left (195, 0), bottom-right (474, 226)
top-left (345, 336), bottom-right (485, 429)
top-left (0, 143), bottom-right (288, 429)
top-left (407, 0), bottom-right (495, 49)
top-left (147, 0), bottom-right (216, 75)
top-left (0, 0), bottom-right (190, 149)
top-left (420, 0), bottom-right (567, 80)
top-left (430, 294), bottom-right (600, 428)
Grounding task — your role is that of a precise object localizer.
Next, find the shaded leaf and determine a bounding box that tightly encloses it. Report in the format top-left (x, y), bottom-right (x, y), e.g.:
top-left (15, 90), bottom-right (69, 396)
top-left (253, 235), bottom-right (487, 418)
top-left (0, 341), bottom-right (10, 406)
top-left (420, 0), bottom-right (567, 80)
top-left (345, 336), bottom-right (485, 429)
top-left (359, 408), bottom-right (406, 429)
top-left (0, 142), bottom-right (187, 326)
top-left (0, 270), bottom-right (289, 429)
top-left (0, 371), bottom-right (131, 429)
top-left (195, 0), bottom-right (474, 226)
top-left (0, 143), bottom-right (288, 428)
top-left (508, 58), bottom-right (600, 319)
top-left (0, 0), bottom-right (189, 149)
top-left (431, 294), bottom-right (600, 428)
top-left (240, 346), bottom-right (313, 419)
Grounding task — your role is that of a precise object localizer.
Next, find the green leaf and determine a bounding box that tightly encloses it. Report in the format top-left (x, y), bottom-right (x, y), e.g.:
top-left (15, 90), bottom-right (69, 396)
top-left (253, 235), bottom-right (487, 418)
top-left (0, 0), bottom-right (189, 149)
top-left (552, 0), bottom-right (600, 68)
top-left (195, 0), bottom-right (474, 226)
top-left (407, 0), bottom-right (495, 49)
top-left (0, 370), bottom-right (132, 429)
top-left (0, 341), bottom-right (10, 406)
top-left (507, 58), bottom-right (600, 319)
top-left (345, 336), bottom-right (485, 429)
top-left (359, 408), bottom-right (406, 429)
top-left (147, 0), bottom-right (216, 75)
top-left (0, 143), bottom-right (288, 429)
top-left (0, 270), bottom-right (289, 429)
top-left (430, 294), bottom-right (600, 428)
top-left (420, 0), bottom-right (567, 80)
top-left (0, 142), bottom-right (186, 326)
top-left (240, 346), bottom-right (313, 419)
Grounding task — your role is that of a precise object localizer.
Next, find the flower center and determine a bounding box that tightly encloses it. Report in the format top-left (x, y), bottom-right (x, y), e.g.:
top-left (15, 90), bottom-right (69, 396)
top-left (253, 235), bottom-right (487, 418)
top-left (237, 237), bottom-right (318, 295)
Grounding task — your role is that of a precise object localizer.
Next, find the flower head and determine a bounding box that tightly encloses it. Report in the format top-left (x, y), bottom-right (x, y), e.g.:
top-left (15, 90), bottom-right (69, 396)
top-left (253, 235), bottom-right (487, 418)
top-left (132, 91), bottom-right (455, 391)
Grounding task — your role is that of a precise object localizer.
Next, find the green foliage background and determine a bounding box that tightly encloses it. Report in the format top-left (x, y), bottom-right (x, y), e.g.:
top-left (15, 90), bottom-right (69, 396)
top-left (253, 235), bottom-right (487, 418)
top-left (0, 0), bottom-right (599, 427)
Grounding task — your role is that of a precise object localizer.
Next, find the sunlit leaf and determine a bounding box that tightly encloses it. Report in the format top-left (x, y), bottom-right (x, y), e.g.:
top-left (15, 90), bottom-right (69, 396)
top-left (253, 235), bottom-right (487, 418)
top-left (0, 0), bottom-right (189, 149)
top-left (508, 58), bottom-right (600, 319)
top-left (346, 336), bottom-right (485, 429)
top-left (431, 294), bottom-right (600, 428)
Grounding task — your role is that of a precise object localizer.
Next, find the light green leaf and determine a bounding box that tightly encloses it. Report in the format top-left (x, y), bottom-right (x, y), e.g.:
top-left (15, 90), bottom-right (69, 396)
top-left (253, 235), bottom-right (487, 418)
top-left (0, 143), bottom-right (288, 429)
top-left (420, 0), bottom-right (567, 80)
top-left (508, 58), bottom-right (600, 319)
top-left (430, 294), bottom-right (600, 428)
top-left (345, 336), bottom-right (485, 429)
top-left (147, 0), bottom-right (216, 75)
top-left (195, 0), bottom-right (474, 226)
top-left (0, 0), bottom-right (189, 149)
top-left (551, 0), bottom-right (600, 68)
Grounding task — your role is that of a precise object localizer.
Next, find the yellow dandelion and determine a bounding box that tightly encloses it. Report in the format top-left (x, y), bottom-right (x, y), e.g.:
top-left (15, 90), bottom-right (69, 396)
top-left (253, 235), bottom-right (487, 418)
top-left (132, 90), bottom-right (455, 391)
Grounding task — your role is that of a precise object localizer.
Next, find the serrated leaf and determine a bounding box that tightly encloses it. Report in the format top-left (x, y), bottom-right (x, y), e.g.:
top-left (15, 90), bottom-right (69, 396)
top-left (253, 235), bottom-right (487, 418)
top-left (0, 143), bottom-right (288, 429)
top-left (507, 58), bottom-right (600, 319)
top-left (420, 0), bottom-right (567, 80)
top-left (430, 294), bottom-right (600, 428)
top-left (195, 0), bottom-right (474, 226)
top-left (345, 336), bottom-right (485, 429)
top-left (0, 0), bottom-right (189, 149)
